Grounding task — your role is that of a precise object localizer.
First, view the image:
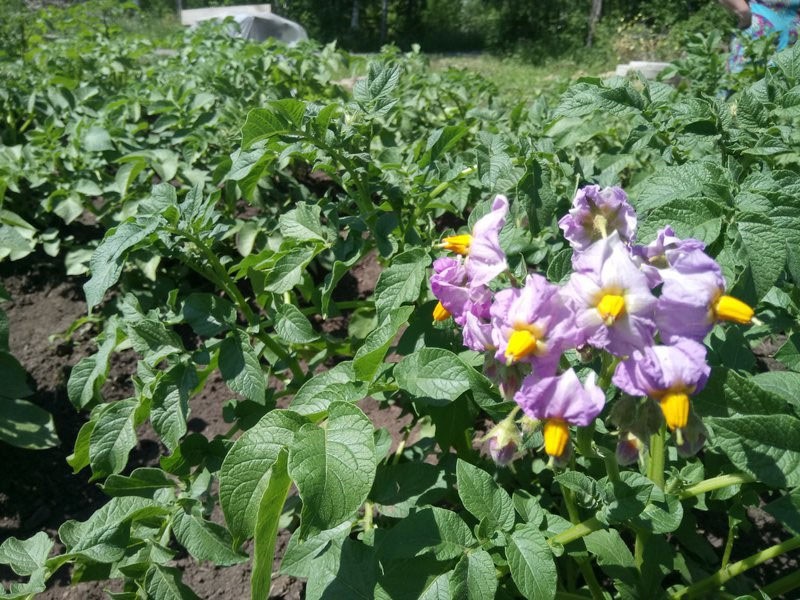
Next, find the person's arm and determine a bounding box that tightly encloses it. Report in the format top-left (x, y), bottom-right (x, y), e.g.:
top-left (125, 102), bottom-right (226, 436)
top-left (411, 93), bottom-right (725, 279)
top-left (719, 0), bottom-right (753, 28)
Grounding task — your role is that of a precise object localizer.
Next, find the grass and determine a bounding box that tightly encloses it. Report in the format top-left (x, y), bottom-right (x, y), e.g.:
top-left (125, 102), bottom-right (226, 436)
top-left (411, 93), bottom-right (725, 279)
top-left (428, 53), bottom-right (616, 100)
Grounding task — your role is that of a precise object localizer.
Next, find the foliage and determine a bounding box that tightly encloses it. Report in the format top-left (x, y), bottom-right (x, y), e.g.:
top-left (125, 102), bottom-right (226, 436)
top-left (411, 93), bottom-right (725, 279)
top-left (3, 2), bottom-right (800, 598)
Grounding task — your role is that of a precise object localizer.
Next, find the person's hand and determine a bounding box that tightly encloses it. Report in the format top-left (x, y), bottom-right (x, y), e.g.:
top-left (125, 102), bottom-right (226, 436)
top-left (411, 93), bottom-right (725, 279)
top-left (736, 6), bottom-right (752, 28)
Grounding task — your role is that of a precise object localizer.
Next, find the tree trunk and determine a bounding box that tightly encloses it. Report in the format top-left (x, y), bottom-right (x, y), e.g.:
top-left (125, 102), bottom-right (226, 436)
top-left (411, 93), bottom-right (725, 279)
top-left (381, 0), bottom-right (388, 43)
top-left (351, 0), bottom-right (359, 30)
top-left (586, 0), bottom-right (602, 47)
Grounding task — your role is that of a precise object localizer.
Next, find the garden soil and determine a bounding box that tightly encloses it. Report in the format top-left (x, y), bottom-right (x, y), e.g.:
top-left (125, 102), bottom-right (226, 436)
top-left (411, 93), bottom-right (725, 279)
top-left (0, 255), bottom-right (795, 598)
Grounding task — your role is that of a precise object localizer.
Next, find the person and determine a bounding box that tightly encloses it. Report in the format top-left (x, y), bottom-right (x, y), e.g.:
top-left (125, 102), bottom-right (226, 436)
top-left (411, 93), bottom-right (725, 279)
top-left (719, 0), bottom-right (800, 72)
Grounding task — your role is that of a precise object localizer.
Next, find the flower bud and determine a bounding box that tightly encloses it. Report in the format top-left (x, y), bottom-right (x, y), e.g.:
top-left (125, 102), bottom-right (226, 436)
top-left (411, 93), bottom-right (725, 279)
top-left (488, 436), bottom-right (517, 466)
top-left (616, 431), bottom-right (643, 466)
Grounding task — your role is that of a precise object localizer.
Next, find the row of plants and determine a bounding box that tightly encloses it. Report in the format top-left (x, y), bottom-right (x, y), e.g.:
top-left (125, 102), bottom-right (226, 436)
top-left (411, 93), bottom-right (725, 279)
top-left (2, 2), bottom-right (800, 598)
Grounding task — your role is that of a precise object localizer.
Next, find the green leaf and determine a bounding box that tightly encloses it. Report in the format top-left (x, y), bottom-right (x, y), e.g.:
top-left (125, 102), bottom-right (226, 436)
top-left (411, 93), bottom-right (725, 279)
top-left (554, 80), bottom-right (645, 118)
top-left (252, 449), bottom-right (292, 599)
top-left (151, 363), bottom-right (197, 452)
top-left (289, 362), bottom-right (365, 416)
top-left (449, 548), bottom-right (497, 600)
top-left (764, 488), bottom-right (800, 535)
top-left (218, 329), bottom-right (266, 404)
top-left (83, 126), bottom-right (113, 152)
top-left (59, 497), bottom-right (164, 563)
top-left (456, 459), bottom-right (515, 532)
top-left (84, 218), bottom-right (160, 309)
top-left (262, 246), bottom-right (317, 294)
top-left (0, 532), bottom-right (53, 576)
top-left (144, 565), bottom-right (200, 600)
top-left (378, 507), bottom-right (475, 561)
top-left (67, 324), bottom-right (118, 409)
top-left (722, 370), bottom-right (786, 415)
top-left (279, 204), bottom-right (328, 243)
top-left (416, 572), bottom-right (451, 600)
top-left (353, 306), bottom-right (413, 382)
top-left (394, 348), bottom-right (473, 405)
top-left (279, 522), bottom-right (351, 578)
top-left (507, 524), bottom-right (557, 600)
top-left (734, 213), bottom-right (787, 299)
top-left (775, 333), bottom-right (800, 372)
top-left (89, 400), bottom-right (138, 480)
top-left (0, 352), bottom-right (32, 399)
top-left (275, 304), bottom-right (320, 344)
top-left (289, 402), bottom-right (376, 537)
top-left (373, 248), bottom-right (429, 321)
top-left (546, 248), bottom-right (573, 284)
top-left (633, 161), bottom-right (723, 212)
top-left (512, 490), bottom-right (546, 527)
top-left (752, 371), bottom-right (800, 412)
top-left (103, 468), bottom-right (174, 498)
top-left (219, 410), bottom-right (307, 544)
top-left (126, 318), bottom-right (184, 366)
top-left (584, 530), bottom-right (637, 593)
top-left (181, 293), bottom-right (236, 337)
top-left (67, 421), bottom-right (94, 473)
top-left (0, 398), bottom-right (58, 450)
top-left (638, 198), bottom-right (724, 246)
top-left (172, 509), bottom-right (246, 566)
top-left (707, 415), bottom-right (800, 487)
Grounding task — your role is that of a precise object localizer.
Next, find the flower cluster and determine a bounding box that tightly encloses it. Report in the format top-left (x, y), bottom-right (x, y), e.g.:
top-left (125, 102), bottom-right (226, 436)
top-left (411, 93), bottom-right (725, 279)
top-left (431, 186), bottom-right (755, 466)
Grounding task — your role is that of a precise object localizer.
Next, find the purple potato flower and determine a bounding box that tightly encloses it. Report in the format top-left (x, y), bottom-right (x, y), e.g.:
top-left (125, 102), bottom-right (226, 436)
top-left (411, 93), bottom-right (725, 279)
top-left (466, 195), bottom-right (509, 287)
top-left (438, 195), bottom-right (509, 288)
top-left (562, 233), bottom-right (656, 356)
top-left (613, 338), bottom-right (710, 433)
top-left (515, 369), bottom-right (605, 458)
top-left (633, 226), bottom-right (707, 287)
top-left (655, 249), bottom-right (754, 343)
top-left (559, 185), bottom-right (637, 253)
top-left (490, 274), bottom-right (579, 374)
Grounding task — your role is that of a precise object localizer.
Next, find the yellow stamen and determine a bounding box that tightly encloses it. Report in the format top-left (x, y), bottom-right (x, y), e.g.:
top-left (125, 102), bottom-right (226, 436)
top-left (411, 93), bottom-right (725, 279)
top-left (504, 329), bottom-right (539, 364)
top-left (659, 392), bottom-right (689, 431)
top-left (432, 301), bottom-right (451, 322)
top-left (593, 214), bottom-right (609, 238)
top-left (543, 419), bottom-right (570, 458)
top-left (714, 295), bottom-right (754, 325)
top-left (597, 294), bottom-right (626, 324)
top-left (439, 234), bottom-right (472, 256)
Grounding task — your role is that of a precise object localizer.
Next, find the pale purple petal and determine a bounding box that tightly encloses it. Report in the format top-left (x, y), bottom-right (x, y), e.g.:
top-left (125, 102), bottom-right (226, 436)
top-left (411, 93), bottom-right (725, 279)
top-left (466, 195), bottom-right (509, 287)
top-left (613, 339), bottom-right (710, 398)
top-left (559, 185), bottom-right (637, 252)
top-left (516, 369), bottom-right (605, 426)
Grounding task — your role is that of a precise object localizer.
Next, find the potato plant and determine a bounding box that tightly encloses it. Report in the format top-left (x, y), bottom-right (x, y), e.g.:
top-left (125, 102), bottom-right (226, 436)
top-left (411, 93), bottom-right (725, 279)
top-left (2, 3), bottom-right (800, 599)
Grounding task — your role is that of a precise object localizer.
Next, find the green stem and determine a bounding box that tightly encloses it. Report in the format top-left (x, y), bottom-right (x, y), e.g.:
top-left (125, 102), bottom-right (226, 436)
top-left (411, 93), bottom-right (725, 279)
top-left (647, 423), bottom-right (666, 490)
top-left (721, 518), bottom-right (737, 570)
top-left (603, 448), bottom-right (620, 484)
top-left (256, 330), bottom-right (306, 384)
top-left (679, 473), bottom-right (755, 499)
top-left (362, 500), bottom-right (374, 531)
top-left (549, 517), bottom-right (604, 547)
top-left (760, 567), bottom-right (800, 597)
top-left (671, 535), bottom-right (800, 599)
top-left (560, 484), bottom-right (604, 600)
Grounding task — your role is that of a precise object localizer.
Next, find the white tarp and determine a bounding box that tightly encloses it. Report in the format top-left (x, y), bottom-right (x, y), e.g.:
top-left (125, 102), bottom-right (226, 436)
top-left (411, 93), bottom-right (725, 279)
top-left (181, 4), bottom-right (308, 45)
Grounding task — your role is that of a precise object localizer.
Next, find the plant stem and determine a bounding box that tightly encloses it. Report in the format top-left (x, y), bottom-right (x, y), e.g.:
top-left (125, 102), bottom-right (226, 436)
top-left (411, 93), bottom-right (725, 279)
top-left (603, 448), bottom-right (620, 484)
top-left (721, 518), bottom-right (736, 570)
top-left (679, 473), bottom-right (755, 499)
top-left (560, 484), bottom-right (604, 600)
top-left (760, 567), bottom-right (800, 597)
top-left (256, 330), bottom-right (305, 384)
top-left (549, 517), bottom-right (604, 546)
top-left (647, 423), bottom-right (666, 490)
top-left (362, 500), bottom-right (374, 532)
top-left (671, 535), bottom-right (800, 599)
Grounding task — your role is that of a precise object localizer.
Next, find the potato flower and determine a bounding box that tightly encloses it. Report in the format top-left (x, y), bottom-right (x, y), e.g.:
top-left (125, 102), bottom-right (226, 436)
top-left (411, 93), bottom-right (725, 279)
top-left (438, 195), bottom-right (509, 287)
top-left (612, 339), bottom-right (710, 440)
top-left (489, 273), bottom-right (579, 374)
top-left (655, 247), bottom-right (755, 343)
top-left (562, 233), bottom-right (656, 356)
top-left (558, 185), bottom-right (637, 252)
top-left (514, 369), bottom-right (605, 459)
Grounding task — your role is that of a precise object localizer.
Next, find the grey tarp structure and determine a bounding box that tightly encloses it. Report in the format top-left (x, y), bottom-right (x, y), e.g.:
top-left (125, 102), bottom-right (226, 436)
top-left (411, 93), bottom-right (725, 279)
top-left (181, 4), bottom-right (307, 45)
top-left (231, 13), bottom-right (308, 44)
